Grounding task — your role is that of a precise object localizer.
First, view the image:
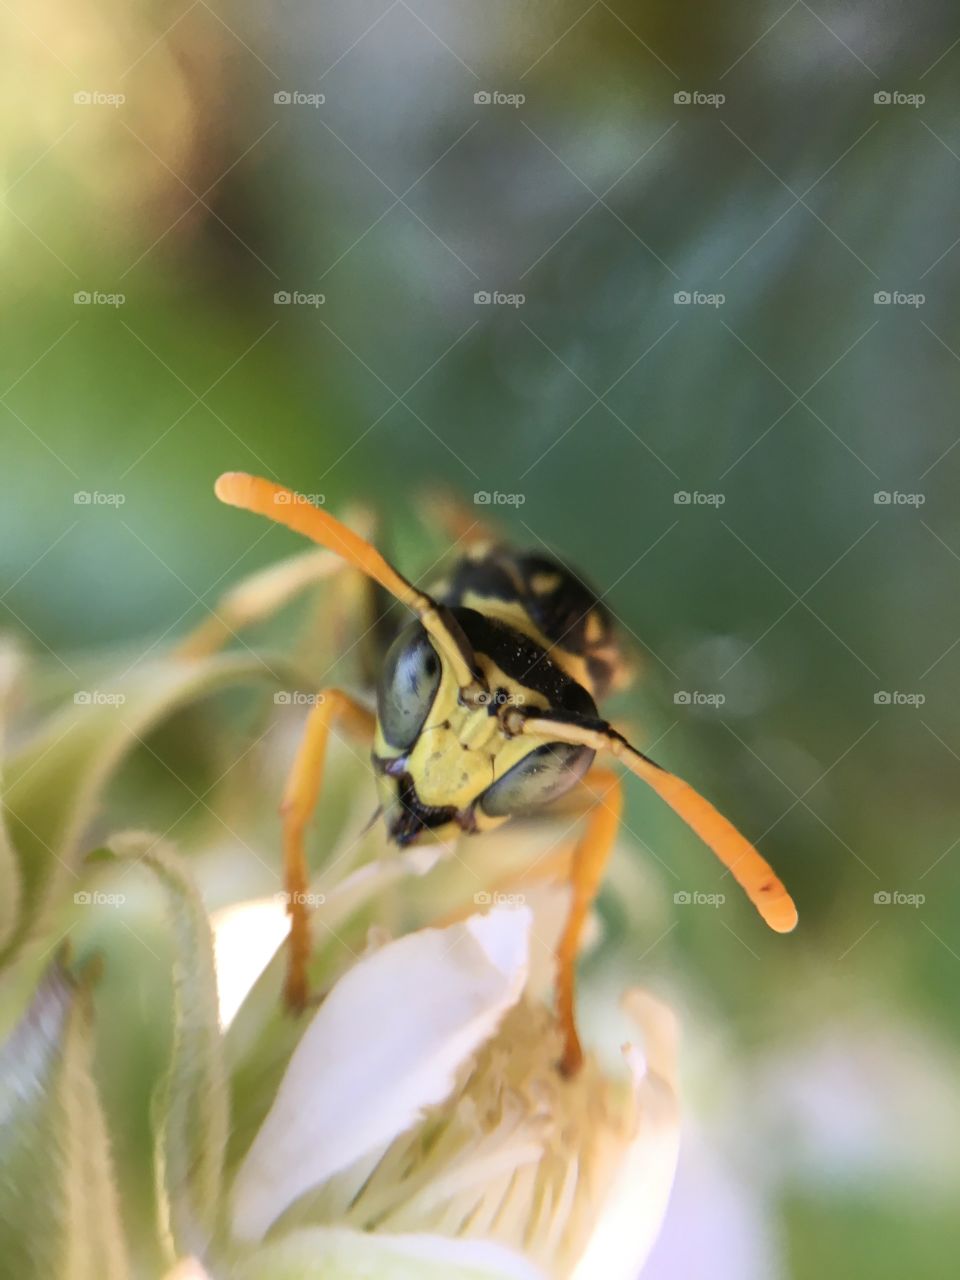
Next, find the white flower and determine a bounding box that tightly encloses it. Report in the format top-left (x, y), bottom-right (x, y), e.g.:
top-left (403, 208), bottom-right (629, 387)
top-left (225, 906), bottom-right (680, 1279)
top-left (231, 909), bottom-right (530, 1241)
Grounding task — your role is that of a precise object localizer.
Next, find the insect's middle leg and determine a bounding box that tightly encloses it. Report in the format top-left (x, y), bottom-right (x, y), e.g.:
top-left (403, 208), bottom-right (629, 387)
top-left (280, 688), bottom-right (376, 1010)
top-left (555, 766), bottom-right (623, 1076)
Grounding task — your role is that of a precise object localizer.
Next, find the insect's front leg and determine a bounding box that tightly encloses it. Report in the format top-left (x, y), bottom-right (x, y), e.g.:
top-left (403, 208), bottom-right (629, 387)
top-left (554, 766), bottom-right (623, 1076)
top-left (280, 688), bottom-right (376, 1011)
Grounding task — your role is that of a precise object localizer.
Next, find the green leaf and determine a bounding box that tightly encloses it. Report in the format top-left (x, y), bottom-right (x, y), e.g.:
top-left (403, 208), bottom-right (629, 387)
top-left (0, 785), bottom-right (20, 956)
top-left (0, 652), bottom-right (280, 970)
top-left (106, 833), bottom-right (228, 1262)
top-left (0, 957), bottom-right (130, 1280)
top-left (232, 1227), bottom-right (544, 1280)
top-left (0, 640), bottom-right (25, 953)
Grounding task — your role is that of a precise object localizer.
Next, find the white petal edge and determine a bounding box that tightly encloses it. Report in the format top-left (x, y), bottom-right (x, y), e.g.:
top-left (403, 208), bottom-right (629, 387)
top-left (231, 907), bottom-right (531, 1242)
top-left (211, 897), bottom-right (290, 1029)
top-left (234, 1226), bottom-right (546, 1280)
top-left (571, 990), bottom-right (681, 1280)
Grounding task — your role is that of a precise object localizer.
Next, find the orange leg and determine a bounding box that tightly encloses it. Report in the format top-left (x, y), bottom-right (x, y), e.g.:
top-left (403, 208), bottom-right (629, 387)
top-left (280, 688), bottom-right (376, 1009)
top-left (555, 766), bottom-right (623, 1076)
top-left (420, 490), bottom-right (498, 548)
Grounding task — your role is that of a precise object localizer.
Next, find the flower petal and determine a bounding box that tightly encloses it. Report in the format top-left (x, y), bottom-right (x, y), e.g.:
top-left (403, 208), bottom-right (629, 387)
top-left (231, 908), bottom-right (531, 1242)
top-left (210, 896), bottom-right (290, 1030)
top-left (234, 1226), bottom-right (545, 1280)
top-left (571, 991), bottom-right (681, 1280)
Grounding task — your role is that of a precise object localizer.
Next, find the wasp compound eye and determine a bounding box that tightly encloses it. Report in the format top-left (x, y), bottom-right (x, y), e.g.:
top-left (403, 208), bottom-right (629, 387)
top-left (479, 741), bottom-right (595, 817)
top-left (376, 621), bottom-right (443, 750)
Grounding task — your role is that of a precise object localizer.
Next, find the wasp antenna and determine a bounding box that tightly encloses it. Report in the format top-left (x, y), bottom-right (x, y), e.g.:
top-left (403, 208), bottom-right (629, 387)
top-left (518, 713), bottom-right (798, 934)
top-left (214, 472), bottom-right (481, 689)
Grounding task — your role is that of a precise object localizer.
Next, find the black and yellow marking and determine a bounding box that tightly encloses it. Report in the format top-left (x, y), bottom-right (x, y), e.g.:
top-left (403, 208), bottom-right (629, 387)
top-left (429, 545), bottom-right (629, 702)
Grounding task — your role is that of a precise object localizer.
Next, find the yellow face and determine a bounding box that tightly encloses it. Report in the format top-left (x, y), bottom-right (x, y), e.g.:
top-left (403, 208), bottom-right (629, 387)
top-left (372, 620), bottom-right (596, 846)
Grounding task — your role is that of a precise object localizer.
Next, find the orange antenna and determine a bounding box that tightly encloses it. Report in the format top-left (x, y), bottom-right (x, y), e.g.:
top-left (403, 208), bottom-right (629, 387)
top-left (519, 714), bottom-right (798, 933)
top-left (214, 472), bottom-right (481, 690)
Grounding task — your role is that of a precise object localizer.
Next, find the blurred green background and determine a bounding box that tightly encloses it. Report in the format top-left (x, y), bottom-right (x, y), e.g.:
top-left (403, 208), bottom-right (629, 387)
top-left (3, 1), bottom-right (960, 1276)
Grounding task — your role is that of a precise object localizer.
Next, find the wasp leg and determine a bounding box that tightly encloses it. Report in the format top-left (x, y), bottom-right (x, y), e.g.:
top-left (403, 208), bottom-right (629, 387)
top-left (280, 688), bottom-right (376, 1011)
top-left (419, 490), bottom-right (498, 548)
top-left (555, 766), bottom-right (623, 1077)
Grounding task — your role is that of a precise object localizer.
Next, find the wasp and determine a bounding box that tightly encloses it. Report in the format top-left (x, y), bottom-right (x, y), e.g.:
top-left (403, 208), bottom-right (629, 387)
top-left (213, 472), bottom-right (797, 1074)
